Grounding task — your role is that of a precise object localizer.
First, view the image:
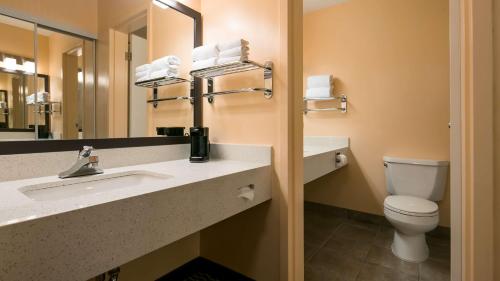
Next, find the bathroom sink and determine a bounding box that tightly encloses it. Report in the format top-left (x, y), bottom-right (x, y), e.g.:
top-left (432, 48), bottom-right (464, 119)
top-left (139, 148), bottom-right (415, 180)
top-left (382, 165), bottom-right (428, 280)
top-left (19, 170), bottom-right (171, 201)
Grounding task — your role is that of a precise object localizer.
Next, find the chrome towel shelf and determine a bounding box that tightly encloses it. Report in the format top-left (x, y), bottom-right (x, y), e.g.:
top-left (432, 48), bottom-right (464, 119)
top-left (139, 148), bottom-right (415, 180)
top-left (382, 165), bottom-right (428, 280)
top-left (134, 76), bottom-right (192, 108)
top-left (303, 95), bottom-right (347, 114)
top-left (190, 60), bottom-right (273, 103)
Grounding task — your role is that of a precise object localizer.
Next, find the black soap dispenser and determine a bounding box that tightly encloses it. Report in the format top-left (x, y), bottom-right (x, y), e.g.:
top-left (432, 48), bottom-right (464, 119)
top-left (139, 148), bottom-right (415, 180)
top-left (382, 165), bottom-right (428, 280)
top-left (189, 127), bottom-right (210, 163)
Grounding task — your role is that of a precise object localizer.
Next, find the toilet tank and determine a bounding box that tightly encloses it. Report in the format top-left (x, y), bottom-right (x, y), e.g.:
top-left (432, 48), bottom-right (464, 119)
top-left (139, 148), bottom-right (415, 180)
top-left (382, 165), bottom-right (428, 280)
top-left (383, 156), bottom-right (449, 201)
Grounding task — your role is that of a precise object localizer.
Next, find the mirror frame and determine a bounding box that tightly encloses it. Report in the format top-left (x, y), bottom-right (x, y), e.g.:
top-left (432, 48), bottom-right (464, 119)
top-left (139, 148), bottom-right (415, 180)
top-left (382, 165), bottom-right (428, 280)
top-left (0, 0), bottom-right (202, 155)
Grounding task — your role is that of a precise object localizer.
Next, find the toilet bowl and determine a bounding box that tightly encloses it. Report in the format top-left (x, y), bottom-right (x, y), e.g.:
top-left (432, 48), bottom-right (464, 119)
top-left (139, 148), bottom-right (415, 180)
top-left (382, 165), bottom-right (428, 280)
top-left (383, 156), bottom-right (448, 263)
top-left (384, 195), bottom-right (439, 262)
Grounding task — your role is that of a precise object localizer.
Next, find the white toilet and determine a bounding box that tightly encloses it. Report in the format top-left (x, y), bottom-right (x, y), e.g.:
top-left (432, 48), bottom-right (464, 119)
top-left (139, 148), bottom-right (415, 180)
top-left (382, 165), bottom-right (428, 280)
top-left (383, 156), bottom-right (449, 263)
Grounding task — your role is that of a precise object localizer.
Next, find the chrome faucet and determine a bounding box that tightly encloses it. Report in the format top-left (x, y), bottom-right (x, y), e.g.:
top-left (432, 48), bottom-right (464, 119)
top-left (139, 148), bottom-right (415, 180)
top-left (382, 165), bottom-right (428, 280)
top-left (58, 146), bottom-right (103, 179)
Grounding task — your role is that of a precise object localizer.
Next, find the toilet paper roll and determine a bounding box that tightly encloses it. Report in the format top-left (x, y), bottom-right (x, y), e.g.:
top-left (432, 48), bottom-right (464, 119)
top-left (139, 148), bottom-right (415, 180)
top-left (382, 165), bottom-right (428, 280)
top-left (336, 153), bottom-right (348, 167)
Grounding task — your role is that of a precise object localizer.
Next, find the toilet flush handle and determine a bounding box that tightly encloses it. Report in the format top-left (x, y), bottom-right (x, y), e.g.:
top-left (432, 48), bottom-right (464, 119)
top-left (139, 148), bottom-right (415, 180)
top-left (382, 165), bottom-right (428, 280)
top-left (384, 162), bottom-right (388, 167)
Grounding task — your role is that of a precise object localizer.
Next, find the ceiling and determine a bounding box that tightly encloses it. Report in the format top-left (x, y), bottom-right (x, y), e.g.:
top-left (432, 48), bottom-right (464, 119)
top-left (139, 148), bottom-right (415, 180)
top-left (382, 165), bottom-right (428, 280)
top-left (304, 0), bottom-right (348, 13)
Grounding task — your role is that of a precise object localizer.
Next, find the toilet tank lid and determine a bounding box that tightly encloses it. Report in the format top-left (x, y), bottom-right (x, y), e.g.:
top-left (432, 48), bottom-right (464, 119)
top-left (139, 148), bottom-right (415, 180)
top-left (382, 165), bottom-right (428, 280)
top-left (383, 156), bottom-right (449, 167)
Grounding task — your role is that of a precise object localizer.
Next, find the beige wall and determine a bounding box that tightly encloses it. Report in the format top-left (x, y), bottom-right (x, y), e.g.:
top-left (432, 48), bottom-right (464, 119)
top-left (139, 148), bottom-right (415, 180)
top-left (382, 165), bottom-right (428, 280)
top-left (494, 0), bottom-right (500, 279)
top-left (302, 0), bottom-right (451, 226)
top-left (0, 0), bottom-right (97, 36)
top-left (197, 0), bottom-right (291, 280)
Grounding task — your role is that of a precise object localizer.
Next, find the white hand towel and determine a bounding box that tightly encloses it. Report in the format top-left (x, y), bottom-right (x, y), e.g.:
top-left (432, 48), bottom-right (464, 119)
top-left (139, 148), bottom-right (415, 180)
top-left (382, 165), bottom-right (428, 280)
top-left (218, 39), bottom-right (249, 51)
top-left (219, 46), bottom-right (249, 58)
top-left (152, 55), bottom-right (181, 67)
top-left (26, 92), bottom-right (49, 105)
top-left (217, 56), bottom-right (248, 65)
top-left (135, 69), bottom-right (150, 78)
top-left (192, 57), bottom-right (218, 70)
top-left (136, 75), bottom-right (150, 82)
top-left (149, 68), bottom-right (179, 79)
top-left (136, 64), bottom-right (151, 73)
top-left (150, 63), bottom-right (179, 72)
top-left (192, 44), bottom-right (219, 61)
top-left (306, 87), bottom-right (332, 98)
top-left (307, 75), bottom-right (333, 89)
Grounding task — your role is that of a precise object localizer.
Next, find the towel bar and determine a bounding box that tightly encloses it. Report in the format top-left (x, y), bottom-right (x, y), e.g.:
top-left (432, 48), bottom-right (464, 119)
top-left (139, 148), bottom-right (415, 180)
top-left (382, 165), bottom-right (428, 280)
top-left (202, 88), bottom-right (272, 103)
top-left (303, 95), bottom-right (347, 114)
top-left (192, 60), bottom-right (273, 103)
top-left (135, 76), bottom-right (192, 108)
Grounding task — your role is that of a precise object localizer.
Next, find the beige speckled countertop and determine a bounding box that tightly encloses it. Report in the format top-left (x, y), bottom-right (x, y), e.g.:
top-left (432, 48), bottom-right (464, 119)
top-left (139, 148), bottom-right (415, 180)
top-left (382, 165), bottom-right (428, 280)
top-left (304, 136), bottom-right (349, 184)
top-left (0, 144), bottom-right (272, 281)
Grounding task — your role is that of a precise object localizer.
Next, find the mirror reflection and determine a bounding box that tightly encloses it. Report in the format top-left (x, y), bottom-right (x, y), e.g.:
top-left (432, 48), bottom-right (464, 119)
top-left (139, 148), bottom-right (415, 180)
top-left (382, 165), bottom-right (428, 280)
top-left (0, 1), bottom-right (196, 141)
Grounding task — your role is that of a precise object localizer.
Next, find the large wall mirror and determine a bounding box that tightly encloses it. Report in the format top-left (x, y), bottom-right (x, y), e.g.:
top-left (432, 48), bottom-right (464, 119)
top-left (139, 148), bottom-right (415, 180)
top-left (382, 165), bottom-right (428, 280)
top-left (0, 0), bottom-right (201, 152)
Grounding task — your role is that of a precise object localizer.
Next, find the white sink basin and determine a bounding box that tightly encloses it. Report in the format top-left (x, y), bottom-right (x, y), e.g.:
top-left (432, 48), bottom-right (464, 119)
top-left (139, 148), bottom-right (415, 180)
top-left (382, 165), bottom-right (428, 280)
top-left (19, 170), bottom-right (171, 201)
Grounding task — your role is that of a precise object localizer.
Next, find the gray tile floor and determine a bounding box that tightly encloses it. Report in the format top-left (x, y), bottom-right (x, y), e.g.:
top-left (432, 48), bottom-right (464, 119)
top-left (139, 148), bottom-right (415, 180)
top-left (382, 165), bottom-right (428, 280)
top-left (304, 202), bottom-right (450, 281)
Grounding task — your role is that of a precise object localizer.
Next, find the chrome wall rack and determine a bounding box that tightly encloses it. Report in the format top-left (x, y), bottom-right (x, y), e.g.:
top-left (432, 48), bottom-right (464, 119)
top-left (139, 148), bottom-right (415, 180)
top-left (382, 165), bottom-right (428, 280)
top-left (134, 76), bottom-right (192, 108)
top-left (190, 60), bottom-right (273, 103)
top-left (303, 95), bottom-right (347, 114)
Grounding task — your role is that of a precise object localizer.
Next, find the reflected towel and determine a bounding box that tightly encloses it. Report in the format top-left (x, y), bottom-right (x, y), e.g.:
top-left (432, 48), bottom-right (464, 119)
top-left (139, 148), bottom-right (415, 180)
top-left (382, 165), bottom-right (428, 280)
top-left (192, 57), bottom-right (218, 70)
top-left (26, 92), bottom-right (49, 105)
top-left (307, 75), bottom-right (333, 89)
top-left (152, 55), bottom-right (181, 67)
top-left (219, 46), bottom-right (249, 58)
top-left (217, 56), bottom-right (248, 65)
top-left (150, 63), bottom-right (179, 73)
top-left (192, 44), bottom-right (219, 61)
top-left (135, 69), bottom-right (150, 78)
top-left (306, 87), bottom-right (331, 98)
top-left (149, 68), bottom-right (179, 79)
top-left (135, 63), bottom-right (151, 73)
top-left (218, 39), bottom-right (249, 51)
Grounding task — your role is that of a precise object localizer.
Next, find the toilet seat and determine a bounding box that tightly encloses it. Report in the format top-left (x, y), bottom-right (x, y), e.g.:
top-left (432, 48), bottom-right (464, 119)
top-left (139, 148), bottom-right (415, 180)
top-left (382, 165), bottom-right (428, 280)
top-left (384, 195), bottom-right (438, 217)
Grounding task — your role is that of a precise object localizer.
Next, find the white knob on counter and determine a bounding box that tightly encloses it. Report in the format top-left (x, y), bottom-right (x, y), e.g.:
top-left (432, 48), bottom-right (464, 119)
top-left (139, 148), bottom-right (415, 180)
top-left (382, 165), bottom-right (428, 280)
top-left (238, 184), bottom-right (255, 201)
top-left (336, 153), bottom-right (348, 167)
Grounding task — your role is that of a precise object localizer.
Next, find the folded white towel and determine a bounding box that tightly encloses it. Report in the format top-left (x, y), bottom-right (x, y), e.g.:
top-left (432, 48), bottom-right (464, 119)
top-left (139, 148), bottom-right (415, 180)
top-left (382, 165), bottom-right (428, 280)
top-left (192, 44), bottom-right (219, 61)
top-left (136, 75), bottom-right (150, 82)
top-left (149, 68), bottom-right (179, 79)
top-left (307, 75), bottom-right (333, 89)
top-left (135, 69), bottom-right (150, 78)
top-left (152, 55), bottom-right (181, 67)
top-left (192, 57), bottom-right (218, 70)
top-left (306, 87), bottom-right (331, 98)
top-left (218, 39), bottom-right (249, 51)
top-left (26, 92), bottom-right (49, 105)
top-left (219, 46), bottom-right (249, 58)
top-left (150, 63), bottom-right (179, 72)
top-left (135, 64), bottom-right (151, 73)
top-left (217, 56), bottom-right (248, 65)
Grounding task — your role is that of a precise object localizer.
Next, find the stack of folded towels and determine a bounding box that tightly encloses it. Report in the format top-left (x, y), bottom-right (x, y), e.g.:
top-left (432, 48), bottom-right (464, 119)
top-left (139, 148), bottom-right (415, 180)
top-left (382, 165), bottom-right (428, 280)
top-left (135, 55), bottom-right (181, 82)
top-left (191, 39), bottom-right (250, 70)
top-left (217, 39), bottom-right (249, 65)
top-left (192, 44), bottom-right (219, 70)
top-left (306, 75), bottom-right (333, 98)
top-left (26, 92), bottom-right (49, 105)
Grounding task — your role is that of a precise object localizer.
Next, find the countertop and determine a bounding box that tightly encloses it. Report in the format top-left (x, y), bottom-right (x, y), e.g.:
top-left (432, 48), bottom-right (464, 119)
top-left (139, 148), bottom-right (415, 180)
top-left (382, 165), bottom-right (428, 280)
top-left (0, 158), bottom-right (269, 228)
top-left (304, 136), bottom-right (349, 184)
top-left (0, 144), bottom-right (273, 281)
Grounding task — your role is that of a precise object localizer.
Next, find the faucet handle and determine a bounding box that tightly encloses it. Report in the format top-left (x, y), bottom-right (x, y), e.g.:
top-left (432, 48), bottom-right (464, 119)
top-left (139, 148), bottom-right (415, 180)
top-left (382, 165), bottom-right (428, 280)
top-left (79, 146), bottom-right (94, 159)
